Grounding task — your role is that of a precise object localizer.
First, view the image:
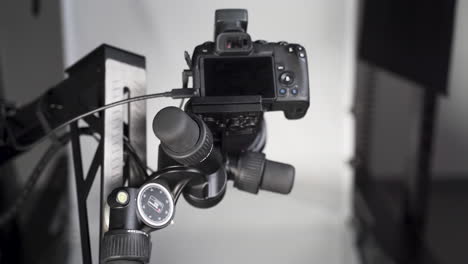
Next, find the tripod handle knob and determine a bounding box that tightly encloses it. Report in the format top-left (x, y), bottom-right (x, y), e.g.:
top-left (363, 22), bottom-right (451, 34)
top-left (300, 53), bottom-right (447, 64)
top-left (153, 106), bottom-right (199, 153)
top-left (101, 230), bottom-right (151, 264)
top-left (233, 152), bottom-right (265, 194)
top-left (261, 160), bottom-right (295, 194)
top-left (153, 107), bottom-right (221, 174)
top-left (232, 152), bottom-right (295, 194)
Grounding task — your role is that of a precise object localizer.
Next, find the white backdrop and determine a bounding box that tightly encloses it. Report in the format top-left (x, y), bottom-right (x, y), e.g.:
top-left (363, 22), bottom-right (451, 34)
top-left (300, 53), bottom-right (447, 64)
top-left (61, 1), bottom-right (357, 263)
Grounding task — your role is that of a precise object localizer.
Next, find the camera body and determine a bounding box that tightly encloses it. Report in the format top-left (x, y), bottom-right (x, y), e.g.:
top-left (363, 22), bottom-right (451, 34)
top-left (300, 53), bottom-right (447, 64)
top-left (191, 41), bottom-right (310, 117)
top-left (186, 9), bottom-right (309, 153)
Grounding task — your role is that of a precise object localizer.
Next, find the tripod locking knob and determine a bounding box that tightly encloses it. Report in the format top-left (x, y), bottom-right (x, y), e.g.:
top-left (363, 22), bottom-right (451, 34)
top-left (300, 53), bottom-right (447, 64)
top-left (233, 152), bottom-right (295, 194)
top-left (101, 230), bottom-right (151, 264)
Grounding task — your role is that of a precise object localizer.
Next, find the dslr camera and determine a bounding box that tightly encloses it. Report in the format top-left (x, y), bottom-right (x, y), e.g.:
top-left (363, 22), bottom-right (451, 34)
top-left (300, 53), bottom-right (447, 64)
top-left (185, 9), bottom-right (310, 153)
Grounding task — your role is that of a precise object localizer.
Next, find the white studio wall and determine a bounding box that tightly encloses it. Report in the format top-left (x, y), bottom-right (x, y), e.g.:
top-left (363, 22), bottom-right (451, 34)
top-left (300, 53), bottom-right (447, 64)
top-left (61, 1), bottom-right (357, 263)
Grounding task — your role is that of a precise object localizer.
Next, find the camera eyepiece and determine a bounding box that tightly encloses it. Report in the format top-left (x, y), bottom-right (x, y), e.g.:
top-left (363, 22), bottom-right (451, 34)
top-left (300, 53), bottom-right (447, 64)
top-left (214, 9), bottom-right (248, 39)
top-left (214, 9), bottom-right (252, 55)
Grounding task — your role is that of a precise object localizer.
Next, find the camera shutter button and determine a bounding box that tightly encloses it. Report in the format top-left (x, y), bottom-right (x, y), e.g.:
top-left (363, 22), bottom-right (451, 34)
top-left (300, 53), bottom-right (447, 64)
top-left (280, 72), bottom-right (294, 85)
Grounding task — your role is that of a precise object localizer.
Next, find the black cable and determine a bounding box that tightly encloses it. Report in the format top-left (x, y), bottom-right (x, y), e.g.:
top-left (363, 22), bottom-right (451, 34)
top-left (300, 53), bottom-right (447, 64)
top-left (0, 88), bottom-right (198, 227)
top-left (124, 141), bottom-right (149, 179)
top-left (0, 127), bottom-right (94, 228)
top-left (123, 146), bottom-right (145, 186)
top-left (8, 91), bottom-right (169, 151)
top-left (123, 137), bottom-right (154, 175)
top-left (179, 98), bottom-right (185, 109)
top-left (9, 89), bottom-right (198, 151)
top-left (86, 130), bottom-right (151, 179)
top-left (84, 132), bottom-right (150, 185)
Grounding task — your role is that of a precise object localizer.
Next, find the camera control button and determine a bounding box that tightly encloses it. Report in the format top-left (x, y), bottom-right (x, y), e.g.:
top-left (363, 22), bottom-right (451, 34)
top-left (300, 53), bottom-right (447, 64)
top-left (277, 65), bottom-right (285, 71)
top-left (299, 52), bottom-right (305, 58)
top-left (291, 88), bottom-right (299, 96)
top-left (288, 47), bottom-right (294, 53)
top-left (280, 72), bottom-right (294, 85)
top-left (279, 88), bottom-right (287, 96)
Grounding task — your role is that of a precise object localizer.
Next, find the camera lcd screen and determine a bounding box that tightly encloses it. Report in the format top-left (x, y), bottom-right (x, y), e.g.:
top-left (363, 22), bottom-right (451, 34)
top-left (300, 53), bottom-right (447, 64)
top-left (203, 57), bottom-right (275, 98)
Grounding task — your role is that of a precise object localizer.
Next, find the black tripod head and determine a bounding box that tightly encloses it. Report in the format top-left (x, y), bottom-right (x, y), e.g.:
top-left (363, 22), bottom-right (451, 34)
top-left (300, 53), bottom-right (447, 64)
top-left (154, 106), bottom-right (295, 205)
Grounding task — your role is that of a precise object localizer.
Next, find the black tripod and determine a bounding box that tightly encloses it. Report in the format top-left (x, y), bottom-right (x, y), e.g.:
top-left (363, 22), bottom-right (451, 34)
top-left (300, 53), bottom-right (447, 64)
top-left (101, 106), bottom-right (295, 263)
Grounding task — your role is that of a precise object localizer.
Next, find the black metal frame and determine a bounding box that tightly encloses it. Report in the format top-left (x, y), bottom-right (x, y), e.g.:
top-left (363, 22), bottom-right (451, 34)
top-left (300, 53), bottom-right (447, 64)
top-left (0, 45), bottom-right (147, 264)
top-left (70, 122), bottom-right (102, 263)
